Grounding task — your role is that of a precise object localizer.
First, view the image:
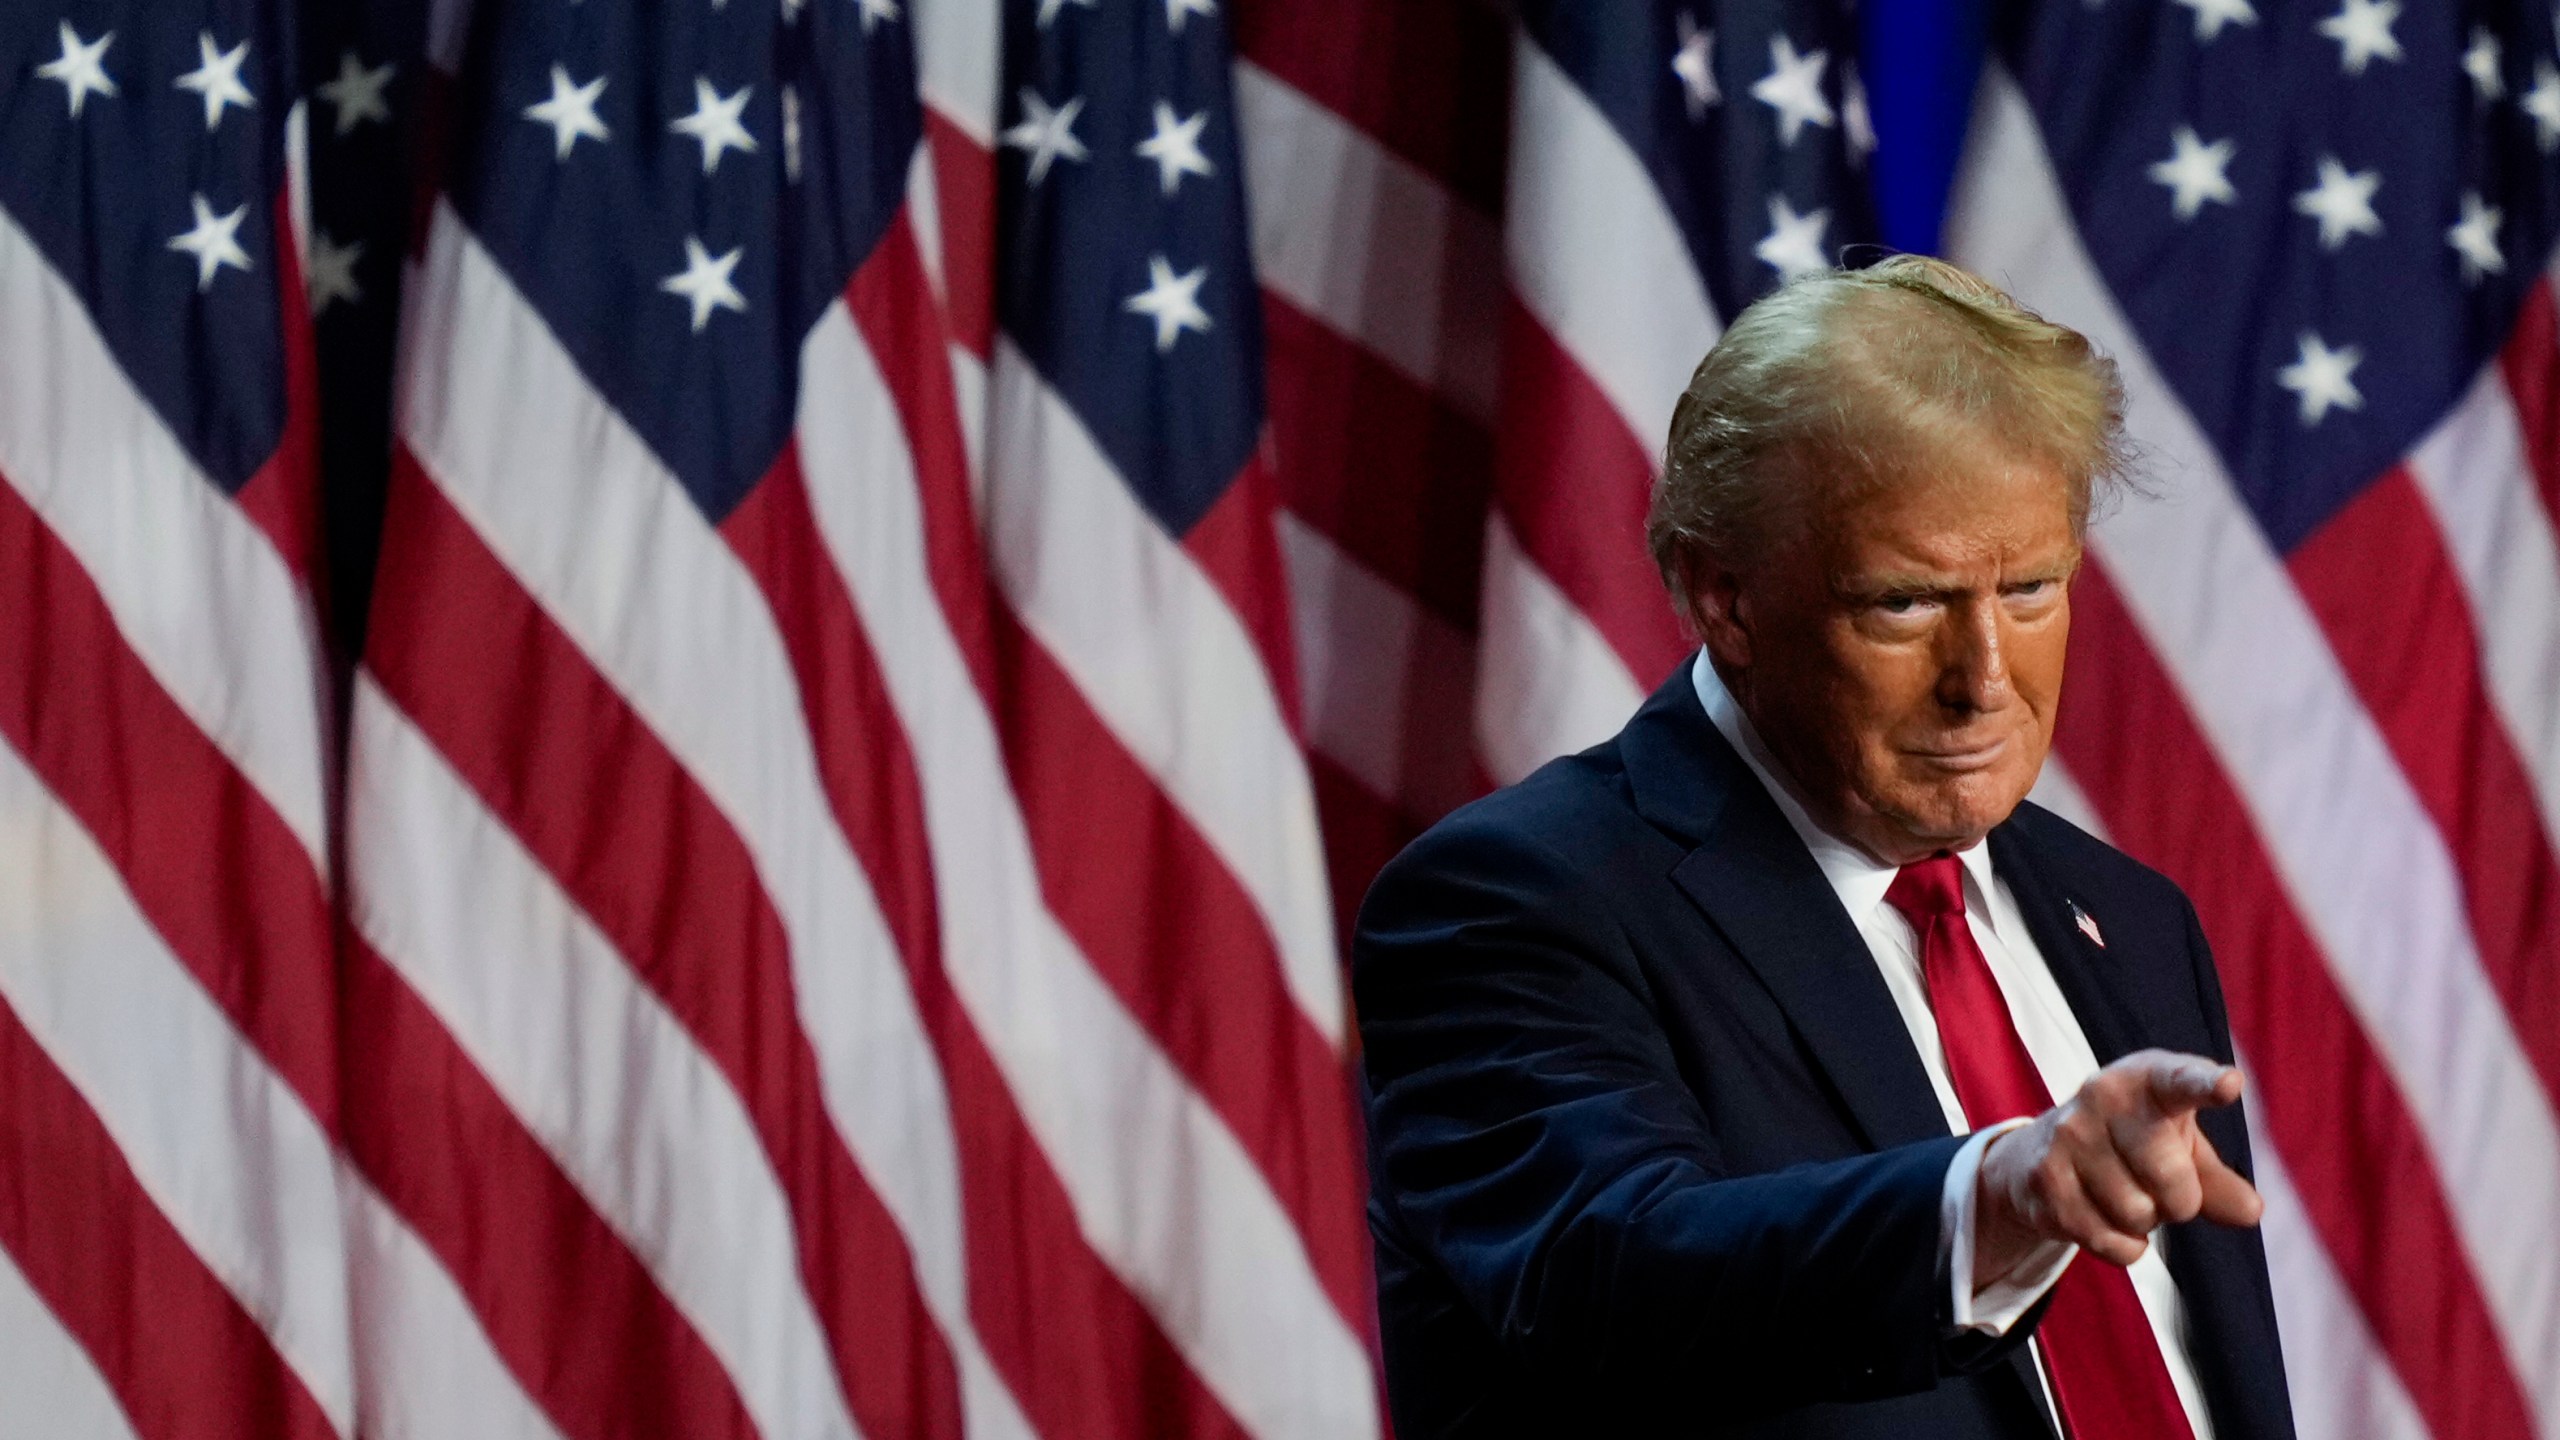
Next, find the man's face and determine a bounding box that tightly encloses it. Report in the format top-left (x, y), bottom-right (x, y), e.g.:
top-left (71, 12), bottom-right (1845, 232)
top-left (1699, 453), bottom-right (2079, 865)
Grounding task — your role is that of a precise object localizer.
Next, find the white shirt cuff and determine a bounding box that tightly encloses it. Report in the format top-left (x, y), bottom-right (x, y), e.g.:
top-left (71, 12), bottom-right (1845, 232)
top-left (1942, 1117), bottom-right (2077, 1334)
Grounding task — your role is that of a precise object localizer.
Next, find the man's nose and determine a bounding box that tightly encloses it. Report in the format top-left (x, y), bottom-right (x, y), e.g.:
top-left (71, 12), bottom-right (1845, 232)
top-left (1935, 601), bottom-right (2010, 712)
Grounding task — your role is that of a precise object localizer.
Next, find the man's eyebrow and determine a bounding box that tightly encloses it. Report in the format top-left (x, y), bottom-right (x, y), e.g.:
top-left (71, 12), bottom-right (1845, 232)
top-left (1835, 559), bottom-right (2079, 596)
top-left (1835, 571), bottom-right (1950, 597)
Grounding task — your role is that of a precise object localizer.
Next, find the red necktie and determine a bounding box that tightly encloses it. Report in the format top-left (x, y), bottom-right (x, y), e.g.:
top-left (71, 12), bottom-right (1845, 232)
top-left (1885, 855), bottom-right (2195, 1440)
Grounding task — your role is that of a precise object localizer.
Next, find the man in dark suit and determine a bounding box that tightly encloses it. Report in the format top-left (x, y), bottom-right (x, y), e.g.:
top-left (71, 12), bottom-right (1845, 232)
top-left (1355, 257), bottom-right (2293, 1438)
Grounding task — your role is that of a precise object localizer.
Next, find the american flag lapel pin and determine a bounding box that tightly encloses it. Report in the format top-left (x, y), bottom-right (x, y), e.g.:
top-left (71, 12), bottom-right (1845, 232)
top-left (2069, 901), bottom-right (2105, 948)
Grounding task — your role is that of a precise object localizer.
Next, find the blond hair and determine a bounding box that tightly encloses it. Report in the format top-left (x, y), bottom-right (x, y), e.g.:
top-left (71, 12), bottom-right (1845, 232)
top-left (1647, 255), bottom-right (2129, 607)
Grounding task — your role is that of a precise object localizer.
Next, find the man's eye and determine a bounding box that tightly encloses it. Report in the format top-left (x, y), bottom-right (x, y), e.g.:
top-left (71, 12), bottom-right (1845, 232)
top-left (1876, 595), bottom-right (1920, 615)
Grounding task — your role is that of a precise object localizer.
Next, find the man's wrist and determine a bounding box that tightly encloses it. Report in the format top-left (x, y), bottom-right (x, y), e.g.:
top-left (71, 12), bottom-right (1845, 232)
top-left (1942, 1117), bottom-right (2071, 1334)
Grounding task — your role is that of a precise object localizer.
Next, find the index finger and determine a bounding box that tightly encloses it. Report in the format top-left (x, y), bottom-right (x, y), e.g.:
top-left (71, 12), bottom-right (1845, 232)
top-left (2137, 1053), bottom-right (2244, 1115)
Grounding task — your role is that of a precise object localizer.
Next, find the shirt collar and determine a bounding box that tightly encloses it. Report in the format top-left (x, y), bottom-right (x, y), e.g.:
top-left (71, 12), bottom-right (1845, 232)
top-left (1689, 650), bottom-right (2000, 931)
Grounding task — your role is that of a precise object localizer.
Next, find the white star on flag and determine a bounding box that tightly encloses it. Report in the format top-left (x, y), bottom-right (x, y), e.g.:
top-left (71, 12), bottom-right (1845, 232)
top-left (1842, 65), bottom-right (1875, 160)
top-left (2526, 62), bottom-right (2560, 152)
top-left (2148, 125), bottom-right (2237, 221)
top-left (670, 78), bottom-right (759, 175)
top-left (2291, 157), bottom-right (2381, 250)
top-left (1754, 195), bottom-right (1831, 280)
top-left (524, 65), bottom-right (610, 160)
top-left (167, 194), bottom-right (251, 292)
top-left (35, 22), bottom-right (117, 118)
top-left (1125, 254), bottom-right (1212, 352)
top-left (1001, 89), bottom-right (1088, 185)
top-left (660, 237), bottom-right (747, 332)
top-left (306, 231), bottom-right (363, 313)
top-left (854, 0), bottom-right (901, 32)
top-left (317, 51), bottom-right (394, 136)
top-left (1750, 35), bottom-right (1834, 147)
top-left (174, 31), bottom-right (255, 133)
top-left (1135, 102), bottom-right (1215, 195)
top-left (2277, 332), bottom-right (2364, 427)
top-left (2172, 0), bottom-right (2257, 42)
top-left (2316, 0), bottom-right (2403, 76)
top-left (1164, 0), bottom-right (1217, 34)
top-left (2463, 28), bottom-right (2504, 101)
top-left (2447, 192), bottom-right (2506, 283)
top-left (1671, 14), bottom-right (1719, 119)
top-left (1036, 0), bottom-right (1097, 28)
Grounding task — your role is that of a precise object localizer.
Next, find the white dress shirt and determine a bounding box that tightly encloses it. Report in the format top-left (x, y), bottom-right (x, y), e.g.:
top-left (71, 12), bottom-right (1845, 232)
top-left (1692, 653), bottom-right (2215, 1438)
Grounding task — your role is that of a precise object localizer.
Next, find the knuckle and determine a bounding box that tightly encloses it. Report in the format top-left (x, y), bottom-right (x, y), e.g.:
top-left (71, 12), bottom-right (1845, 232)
top-left (2035, 1153), bottom-right (2074, 1194)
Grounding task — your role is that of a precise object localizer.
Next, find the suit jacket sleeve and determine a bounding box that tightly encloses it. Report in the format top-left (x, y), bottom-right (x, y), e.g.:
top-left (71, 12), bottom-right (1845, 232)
top-left (1356, 816), bottom-right (2030, 1418)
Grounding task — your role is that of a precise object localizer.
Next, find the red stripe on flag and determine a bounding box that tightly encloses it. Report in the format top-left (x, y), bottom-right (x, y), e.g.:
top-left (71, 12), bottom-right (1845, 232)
top-left (2495, 280), bottom-right (2560, 536)
top-left (1263, 293), bottom-right (1492, 631)
top-left (1492, 299), bottom-right (1691, 688)
top-left (0, 991), bottom-right (339, 1440)
top-left (339, 930), bottom-right (761, 1440)
top-left (924, 108), bottom-right (996, 363)
top-left (844, 222), bottom-right (1377, 1336)
top-left (365, 449), bottom-right (968, 1440)
top-left (1182, 451), bottom-right (1307, 736)
top-left (2059, 562), bottom-right (2540, 1440)
top-left (233, 191), bottom-right (325, 592)
top-left (726, 455), bottom-right (1254, 1440)
top-left (1306, 747), bottom-right (1434, 962)
top-left (0, 462), bottom-right (338, 1133)
top-left (1230, 0), bottom-right (1510, 217)
top-left (848, 220), bottom-right (998, 692)
top-left (2288, 470), bottom-right (2560, 1113)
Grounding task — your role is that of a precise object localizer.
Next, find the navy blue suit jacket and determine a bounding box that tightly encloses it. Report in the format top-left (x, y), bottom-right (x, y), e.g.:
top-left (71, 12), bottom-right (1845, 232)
top-left (1355, 667), bottom-right (2294, 1438)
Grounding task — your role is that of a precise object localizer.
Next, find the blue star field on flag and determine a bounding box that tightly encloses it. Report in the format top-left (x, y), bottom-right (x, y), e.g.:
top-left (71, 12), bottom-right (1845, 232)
top-left (2, 0), bottom-right (301, 494)
top-left (2001, 0), bottom-right (2560, 552)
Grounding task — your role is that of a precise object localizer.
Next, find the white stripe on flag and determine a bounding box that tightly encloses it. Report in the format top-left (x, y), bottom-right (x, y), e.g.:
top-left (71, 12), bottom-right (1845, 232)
top-left (1234, 61), bottom-right (1503, 424)
top-left (1504, 34), bottom-right (1721, 454)
top-left (1949, 65), bottom-right (2560, 1418)
top-left (2242, 1095), bottom-right (2435, 1440)
top-left (982, 340), bottom-right (1345, 1045)
top-left (395, 210), bottom-right (1024, 1439)
top-left (0, 737), bottom-right (354, 1435)
top-left (2406, 363), bottom-right (2560, 844)
top-left (0, 206), bottom-right (330, 871)
top-left (801, 305), bottom-right (1382, 1440)
top-left (340, 1173), bottom-right (570, 1440)
top-left (913, 0), bottom-right (999, 147)
top-left (1279, 510), bottom-right (1482, 821)
top-left (345, 679), bottom-right (864, 1440)
top-left (1472, 513), bottom-right (1647, 785)
top-left (0, 1242), bottom-right (143, 1440)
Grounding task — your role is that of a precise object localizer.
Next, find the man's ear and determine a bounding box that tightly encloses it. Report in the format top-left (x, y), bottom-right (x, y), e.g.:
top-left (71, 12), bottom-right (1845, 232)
top-left (1689, 563), bottom-right (1753, 671)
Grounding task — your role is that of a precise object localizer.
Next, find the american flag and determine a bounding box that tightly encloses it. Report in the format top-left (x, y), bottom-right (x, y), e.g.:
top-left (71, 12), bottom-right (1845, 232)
top-left (351, 0), bottom-right (1370, 1437)
top-left (0, 0), bottom-right (352, 1435)
top-left (1947, 4), bottom-right (2560, 1436)
top-left (2, 0), bottom-right (2555, 1436)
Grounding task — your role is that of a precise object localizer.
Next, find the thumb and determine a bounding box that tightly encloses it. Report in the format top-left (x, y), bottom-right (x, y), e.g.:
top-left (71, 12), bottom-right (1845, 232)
top-left (2191, 1129), bottom-right (2264, 1227)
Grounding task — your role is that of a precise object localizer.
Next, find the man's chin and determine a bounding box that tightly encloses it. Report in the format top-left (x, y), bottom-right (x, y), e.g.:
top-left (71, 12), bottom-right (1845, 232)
top-left (1872, 782), bottom-right (2031, 853)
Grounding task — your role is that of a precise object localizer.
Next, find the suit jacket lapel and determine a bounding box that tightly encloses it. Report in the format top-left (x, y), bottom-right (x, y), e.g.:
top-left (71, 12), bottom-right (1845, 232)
top-left (1988, 826), bottom-right (2142, 1067)
top-left (1619, 669), bottom-right (1953, 1152)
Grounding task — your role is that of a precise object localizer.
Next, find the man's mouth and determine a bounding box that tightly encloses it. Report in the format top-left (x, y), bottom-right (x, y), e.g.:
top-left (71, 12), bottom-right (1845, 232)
top-left (1905, 737), bottom-right (2010, 773)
